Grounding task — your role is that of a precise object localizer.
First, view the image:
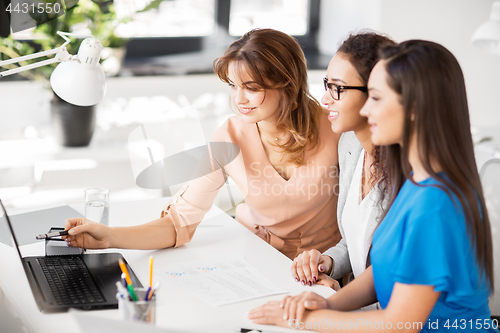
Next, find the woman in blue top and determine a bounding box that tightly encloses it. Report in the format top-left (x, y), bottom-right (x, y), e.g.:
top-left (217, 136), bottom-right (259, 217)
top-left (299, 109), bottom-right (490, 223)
top-left (248, 40), bottom-right (495, 332)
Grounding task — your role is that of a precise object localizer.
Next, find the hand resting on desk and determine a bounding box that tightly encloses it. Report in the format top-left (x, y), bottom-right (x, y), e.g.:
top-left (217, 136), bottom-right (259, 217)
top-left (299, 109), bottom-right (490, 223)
top-left (247, 292), bottom-right (330, 328)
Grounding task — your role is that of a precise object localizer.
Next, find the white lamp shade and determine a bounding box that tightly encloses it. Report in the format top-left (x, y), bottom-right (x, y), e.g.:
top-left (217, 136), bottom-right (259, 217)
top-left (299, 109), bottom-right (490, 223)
top-left (50, 61), bottom-right (106, 106)
top-left (471, 1), bottom-right (500, 55)
top-left (50, 38), bottom-right (107, 106)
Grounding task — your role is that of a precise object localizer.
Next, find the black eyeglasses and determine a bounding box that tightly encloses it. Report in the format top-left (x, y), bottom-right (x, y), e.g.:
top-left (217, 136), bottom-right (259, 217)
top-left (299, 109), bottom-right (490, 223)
top-left (323, 77), bottom-right (367, 101)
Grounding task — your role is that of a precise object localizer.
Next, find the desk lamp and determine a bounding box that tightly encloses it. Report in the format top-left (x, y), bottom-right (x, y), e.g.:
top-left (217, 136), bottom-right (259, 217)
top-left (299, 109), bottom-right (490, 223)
top-left (0, 31), bottom-right (106, 106)
top-left (472, 1), bottom-right (500, 55)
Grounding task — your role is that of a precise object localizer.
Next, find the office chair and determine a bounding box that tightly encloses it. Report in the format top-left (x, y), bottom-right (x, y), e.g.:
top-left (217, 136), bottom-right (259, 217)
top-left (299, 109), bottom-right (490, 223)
top-left (479, 158), bottom-right (500, 321)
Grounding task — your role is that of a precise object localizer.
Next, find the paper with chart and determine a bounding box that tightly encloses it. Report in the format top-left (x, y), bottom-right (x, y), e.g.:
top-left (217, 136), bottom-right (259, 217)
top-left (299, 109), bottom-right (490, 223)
top-left (155, 257), bottom-right (287, 306)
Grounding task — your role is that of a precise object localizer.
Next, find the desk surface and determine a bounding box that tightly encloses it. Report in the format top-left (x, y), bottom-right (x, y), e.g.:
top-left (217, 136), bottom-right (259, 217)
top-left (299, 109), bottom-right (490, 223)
top-left (0, 197), bottom-right (334, 333)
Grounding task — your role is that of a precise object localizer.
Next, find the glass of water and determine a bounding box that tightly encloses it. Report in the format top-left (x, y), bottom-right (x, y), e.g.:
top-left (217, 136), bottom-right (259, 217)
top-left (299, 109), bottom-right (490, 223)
top-left (84, 188), bottom-right (110, 226)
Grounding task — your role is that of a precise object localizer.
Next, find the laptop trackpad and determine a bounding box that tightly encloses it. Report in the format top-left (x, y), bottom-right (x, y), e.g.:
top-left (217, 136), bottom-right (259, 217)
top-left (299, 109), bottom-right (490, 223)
top-left (97, 274), bottom-right (117, 288)
top-left (84, 253), bottom-right (142, 289)
top-left (84, 253), bottom-right (119, 271)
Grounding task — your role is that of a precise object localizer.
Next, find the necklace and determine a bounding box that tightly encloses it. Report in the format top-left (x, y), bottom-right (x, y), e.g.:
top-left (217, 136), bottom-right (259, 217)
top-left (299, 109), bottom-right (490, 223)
top-left (257, 124), bottom-right (280, 142)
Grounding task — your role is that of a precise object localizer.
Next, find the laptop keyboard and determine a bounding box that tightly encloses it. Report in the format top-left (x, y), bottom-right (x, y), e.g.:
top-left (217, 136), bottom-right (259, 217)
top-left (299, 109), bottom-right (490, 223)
top-left (37, 257), bottom-right (105, 306)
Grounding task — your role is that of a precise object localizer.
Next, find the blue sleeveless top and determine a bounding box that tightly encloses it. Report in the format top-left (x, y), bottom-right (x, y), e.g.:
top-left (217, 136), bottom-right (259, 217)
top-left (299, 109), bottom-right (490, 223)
top-left (371, 176), bottom-right (496, 332)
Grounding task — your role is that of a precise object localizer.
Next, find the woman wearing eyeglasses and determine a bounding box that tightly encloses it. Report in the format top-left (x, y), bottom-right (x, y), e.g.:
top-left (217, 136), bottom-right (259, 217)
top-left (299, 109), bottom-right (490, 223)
top-left (248, 40), bottom-right (495, 332)
top-left (63, 28), bottom-right (342, 260)
top-left (290, 33), bottom-right (398, 296)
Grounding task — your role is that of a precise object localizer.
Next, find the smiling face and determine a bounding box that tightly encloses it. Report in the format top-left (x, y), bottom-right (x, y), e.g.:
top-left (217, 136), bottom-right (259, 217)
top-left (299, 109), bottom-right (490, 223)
top-left (360, 60), bottom-right (405, 146)
top-left (321, 52), bottom-right (369, 134)
top-left (227, 61), bottom-right (281, 124)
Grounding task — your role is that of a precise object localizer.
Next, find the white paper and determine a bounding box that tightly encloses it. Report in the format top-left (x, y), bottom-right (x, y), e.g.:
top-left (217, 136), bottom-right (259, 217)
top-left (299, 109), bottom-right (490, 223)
top-left (156, 257), bottom-right (287, 306)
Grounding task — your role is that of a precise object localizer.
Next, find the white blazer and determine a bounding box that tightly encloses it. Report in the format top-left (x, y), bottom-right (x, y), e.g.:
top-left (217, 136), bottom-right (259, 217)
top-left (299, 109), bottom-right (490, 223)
top-left (324, 132), bottom-right (386, 280)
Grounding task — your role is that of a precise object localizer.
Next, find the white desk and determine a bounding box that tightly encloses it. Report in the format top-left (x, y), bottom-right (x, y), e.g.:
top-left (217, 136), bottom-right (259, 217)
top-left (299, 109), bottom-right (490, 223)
top-left (0, 197), bottom-right (334, 333)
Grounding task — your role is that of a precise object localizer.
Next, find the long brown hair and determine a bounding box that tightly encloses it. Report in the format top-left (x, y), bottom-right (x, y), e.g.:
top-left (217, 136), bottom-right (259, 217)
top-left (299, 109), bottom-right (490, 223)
top-left (213, 28), bottom-right (322, 165)
top-left (337, 32), bottom-right (402, 219)
top-left (380, 40), bottom-right (494, 291)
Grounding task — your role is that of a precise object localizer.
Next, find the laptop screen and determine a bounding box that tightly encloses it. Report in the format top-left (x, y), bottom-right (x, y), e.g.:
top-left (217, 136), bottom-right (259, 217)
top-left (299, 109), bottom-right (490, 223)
top-left (0, 204), bottom-right (83, 247)
top-left (0, 199), bottom-right (27, 263)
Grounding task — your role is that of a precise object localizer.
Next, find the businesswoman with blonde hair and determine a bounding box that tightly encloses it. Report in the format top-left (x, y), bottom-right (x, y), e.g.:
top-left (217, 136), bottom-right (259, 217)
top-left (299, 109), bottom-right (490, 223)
top-left (64, 28), bottom-right (342, 260)
top-left (248, 40), bottom-right (496, 331)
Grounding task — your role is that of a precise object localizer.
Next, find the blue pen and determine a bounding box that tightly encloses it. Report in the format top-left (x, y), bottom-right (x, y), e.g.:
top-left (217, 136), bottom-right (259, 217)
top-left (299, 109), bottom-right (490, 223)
top-left (145, 287), bottom-right (152, 301)
top-left (121, 273), bottom-right (127, 288)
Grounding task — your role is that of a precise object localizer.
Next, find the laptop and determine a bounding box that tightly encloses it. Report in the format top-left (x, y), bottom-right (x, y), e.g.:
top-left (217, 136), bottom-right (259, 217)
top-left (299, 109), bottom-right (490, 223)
top-left (0, 199), bottom-right (142, 313)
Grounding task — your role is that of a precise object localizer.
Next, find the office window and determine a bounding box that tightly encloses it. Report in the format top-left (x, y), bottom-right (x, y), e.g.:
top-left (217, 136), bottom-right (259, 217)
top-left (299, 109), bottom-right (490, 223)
top-left (6, 0), bottom-right (321, 69)
top-left (229, 0), bottom-right (309, 36)
top-left (114, 0), bottom-right (216, 37)
top-left (115, 0), bottom-right (310, 39)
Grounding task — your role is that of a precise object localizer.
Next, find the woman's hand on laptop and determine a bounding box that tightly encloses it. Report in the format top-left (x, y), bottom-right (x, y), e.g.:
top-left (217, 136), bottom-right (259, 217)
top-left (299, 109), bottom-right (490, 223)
top-left (63, 218), bottom-right (111, 249)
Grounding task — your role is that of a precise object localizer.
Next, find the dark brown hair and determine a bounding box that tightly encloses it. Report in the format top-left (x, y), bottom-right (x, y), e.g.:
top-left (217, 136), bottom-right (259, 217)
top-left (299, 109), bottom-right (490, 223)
top-left (338, 31), bottom-right (396, 86)
top-left (337, 32), bottom-right (401, 218)
top-left (213, 28), bottom-right (323, 165)
top-left (380, 40), bottom-right (494, 291)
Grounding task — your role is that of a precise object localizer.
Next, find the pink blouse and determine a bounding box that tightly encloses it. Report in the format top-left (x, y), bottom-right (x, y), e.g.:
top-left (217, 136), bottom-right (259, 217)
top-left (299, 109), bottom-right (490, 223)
top-left (161, 114), bottom-right (341, 259)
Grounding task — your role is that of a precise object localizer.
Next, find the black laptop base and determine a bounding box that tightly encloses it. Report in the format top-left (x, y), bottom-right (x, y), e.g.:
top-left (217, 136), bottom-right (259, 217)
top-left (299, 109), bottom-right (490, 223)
top-left (23, 253), bottom-right (142, 313)
top-left (0, 199), bottom-right (143, 314)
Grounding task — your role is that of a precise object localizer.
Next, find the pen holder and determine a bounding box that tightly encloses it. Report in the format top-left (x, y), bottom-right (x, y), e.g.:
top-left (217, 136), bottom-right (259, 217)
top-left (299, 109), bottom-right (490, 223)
top-left (117, 288), bottom-right (156, 324)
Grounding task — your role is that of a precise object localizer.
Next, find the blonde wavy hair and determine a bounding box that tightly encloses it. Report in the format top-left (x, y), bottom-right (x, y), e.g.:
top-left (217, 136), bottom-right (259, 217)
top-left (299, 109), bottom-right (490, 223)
top-left (213, 28), bottom-right (323, 165)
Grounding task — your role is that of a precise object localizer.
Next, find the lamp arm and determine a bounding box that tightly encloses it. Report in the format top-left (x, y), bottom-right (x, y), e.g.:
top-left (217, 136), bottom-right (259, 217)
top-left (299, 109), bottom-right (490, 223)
top-left (0, 57), bottom-right (63, 78)
top-left (0, 31), bottom-right (93, 78)
top-left (56, 31), bottom-right (93, 41)
top-left (0, 47), bottom-right (62, 67)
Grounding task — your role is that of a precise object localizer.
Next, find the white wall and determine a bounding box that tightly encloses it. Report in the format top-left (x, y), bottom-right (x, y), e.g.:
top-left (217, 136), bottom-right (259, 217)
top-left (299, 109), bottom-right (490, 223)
top-left (318, 0), bottom-right (383, 55)
top-left (318, 0), bottom-right (500, 128)
top-left (2, 1), bottom-right (499, 130)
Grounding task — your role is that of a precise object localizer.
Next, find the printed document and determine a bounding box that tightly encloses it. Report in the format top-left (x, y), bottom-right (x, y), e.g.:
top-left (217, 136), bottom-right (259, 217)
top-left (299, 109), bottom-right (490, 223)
top-left (156, 256), bottom-right (287, 306)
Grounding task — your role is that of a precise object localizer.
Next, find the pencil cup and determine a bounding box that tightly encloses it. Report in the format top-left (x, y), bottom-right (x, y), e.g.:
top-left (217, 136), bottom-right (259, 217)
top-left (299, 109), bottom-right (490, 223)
top-left (117, 288), bottom-right (156, 324)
